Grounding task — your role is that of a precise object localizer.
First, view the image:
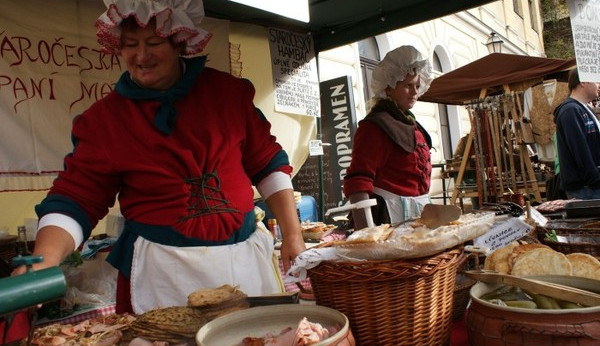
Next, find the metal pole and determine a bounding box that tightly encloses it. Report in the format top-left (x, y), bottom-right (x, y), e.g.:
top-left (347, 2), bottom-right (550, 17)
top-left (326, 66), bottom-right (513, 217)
top-left (314, 53), bottom-right (325, 222)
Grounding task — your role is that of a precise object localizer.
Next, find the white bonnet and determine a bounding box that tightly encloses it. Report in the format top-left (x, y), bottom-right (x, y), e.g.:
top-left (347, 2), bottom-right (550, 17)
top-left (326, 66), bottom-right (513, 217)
top-left (371, 46), bottom-right (433, 98)
top-left (95, 0), bottom-right (213, 56)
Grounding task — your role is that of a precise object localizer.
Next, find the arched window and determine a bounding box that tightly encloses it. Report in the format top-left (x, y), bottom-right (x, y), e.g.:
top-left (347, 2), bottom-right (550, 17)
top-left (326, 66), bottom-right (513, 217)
top-left (358, 37), bottom-right (380, 101)
top-left (432, 52), bottom-right (453, 161)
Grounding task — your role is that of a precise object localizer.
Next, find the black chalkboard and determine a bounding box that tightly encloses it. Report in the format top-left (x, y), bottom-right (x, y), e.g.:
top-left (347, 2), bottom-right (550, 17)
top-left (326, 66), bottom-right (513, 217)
top-left (292, 154), bottom-right (340, 220)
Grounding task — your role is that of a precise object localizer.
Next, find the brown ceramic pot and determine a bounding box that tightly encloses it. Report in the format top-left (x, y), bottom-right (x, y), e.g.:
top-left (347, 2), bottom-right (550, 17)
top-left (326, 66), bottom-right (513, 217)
top-left (467, 282), bottom-right (600, 345)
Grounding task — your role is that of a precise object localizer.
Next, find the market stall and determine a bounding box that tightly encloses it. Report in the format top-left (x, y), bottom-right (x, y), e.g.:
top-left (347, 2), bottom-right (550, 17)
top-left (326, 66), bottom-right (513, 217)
top-left (419, 53), bottom-right (576, 207)
top-left (3, 1), bottom-right (576, 346)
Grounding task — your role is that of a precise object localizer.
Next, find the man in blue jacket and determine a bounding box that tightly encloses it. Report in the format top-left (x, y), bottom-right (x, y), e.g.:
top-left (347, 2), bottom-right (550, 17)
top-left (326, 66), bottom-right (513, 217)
top-left (553, 68), bottom-right (600, 199)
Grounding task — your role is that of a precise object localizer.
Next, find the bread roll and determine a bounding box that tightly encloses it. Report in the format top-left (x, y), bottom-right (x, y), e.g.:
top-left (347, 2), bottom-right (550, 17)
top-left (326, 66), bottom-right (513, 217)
top-left (566, 253), bottom-right (600, 280)
top-left (187, 284), bottom-right (247, 308)
top-left (484, 242), bottom-right (519, 274)
top-left (510, 248), bottom-right (572, 276)
top-left (507, 243), bottom-right (551, 272)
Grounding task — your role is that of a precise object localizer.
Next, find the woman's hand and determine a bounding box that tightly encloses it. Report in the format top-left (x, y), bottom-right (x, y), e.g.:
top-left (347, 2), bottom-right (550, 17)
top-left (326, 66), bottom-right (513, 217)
top-left (279, 231), bottom-right (306, 273)
top-left (264, 189), bottom-right (307, 272)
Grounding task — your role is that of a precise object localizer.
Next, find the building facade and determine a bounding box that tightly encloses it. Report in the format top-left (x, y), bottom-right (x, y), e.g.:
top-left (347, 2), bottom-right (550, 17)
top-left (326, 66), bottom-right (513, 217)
top-left (316, 0), bottom-right (546, 203)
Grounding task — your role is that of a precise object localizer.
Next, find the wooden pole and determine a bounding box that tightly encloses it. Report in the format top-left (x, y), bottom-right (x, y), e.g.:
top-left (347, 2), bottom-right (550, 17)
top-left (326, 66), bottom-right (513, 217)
top-left (450, 133), bottom-right (473, 206)
top-left (482, 105), bottom-right (498, 200)
top-left (471, 106), bottom-right (487, 204)
top-left (514, 92), bottom-right (543, 202)
top-left (502, 95), bottom-right (517, 192)
top-left (489, 102), bottom-right (506, 197)
top-left (509, 92), bottom-right (531, 197)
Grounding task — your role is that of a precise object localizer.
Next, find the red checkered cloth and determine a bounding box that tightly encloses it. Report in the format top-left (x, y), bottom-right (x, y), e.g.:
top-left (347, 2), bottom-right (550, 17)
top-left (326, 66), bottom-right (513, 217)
top-left (277, 230), bottom-right (348, 293)
top-left (0, 311), bottom-right (31, 343)
top-left (36, 304), bottom-right (116, 327)
top-left (278, 258), bottom-right (312, 293)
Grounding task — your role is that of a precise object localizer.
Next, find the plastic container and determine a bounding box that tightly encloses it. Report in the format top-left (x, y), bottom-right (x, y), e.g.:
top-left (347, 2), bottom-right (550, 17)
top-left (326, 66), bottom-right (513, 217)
top-left (256, 195), bottom-right (319, 228)
top-left (296, 195), bottom-right (318, 223)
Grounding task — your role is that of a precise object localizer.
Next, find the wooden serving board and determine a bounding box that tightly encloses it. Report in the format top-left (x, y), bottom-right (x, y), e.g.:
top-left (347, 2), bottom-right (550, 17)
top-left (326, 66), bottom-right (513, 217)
top-left (465, 270), bottom-right (600, 307)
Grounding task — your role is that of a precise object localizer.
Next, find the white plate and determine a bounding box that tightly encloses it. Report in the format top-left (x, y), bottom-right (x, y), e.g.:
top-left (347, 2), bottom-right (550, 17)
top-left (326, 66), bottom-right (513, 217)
top-left (196, 304), bottom-right (349, 346)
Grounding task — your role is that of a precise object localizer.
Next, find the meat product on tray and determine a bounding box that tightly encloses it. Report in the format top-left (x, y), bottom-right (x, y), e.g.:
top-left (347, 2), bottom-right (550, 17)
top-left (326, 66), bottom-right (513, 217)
top-left (29, 313), bottom-right (135, 346)
top-left (535, 199), bottom-right (568, 214)
top-left (240, 317), bottom-right (340, 346)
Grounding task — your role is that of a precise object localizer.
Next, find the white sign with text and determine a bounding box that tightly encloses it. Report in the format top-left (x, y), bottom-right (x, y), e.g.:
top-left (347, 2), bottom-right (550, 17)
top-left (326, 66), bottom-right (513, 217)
top-left (567, 0), bottom-right (600, 82)
top-left (473, 217), bottom-right (533, 253)
top-left (268, 27), bottom-right (320, 117)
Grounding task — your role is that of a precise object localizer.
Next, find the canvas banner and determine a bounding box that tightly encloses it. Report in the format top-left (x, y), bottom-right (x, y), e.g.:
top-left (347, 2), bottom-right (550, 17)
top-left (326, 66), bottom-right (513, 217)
top-left (0, 0), bottom-right (229, 180)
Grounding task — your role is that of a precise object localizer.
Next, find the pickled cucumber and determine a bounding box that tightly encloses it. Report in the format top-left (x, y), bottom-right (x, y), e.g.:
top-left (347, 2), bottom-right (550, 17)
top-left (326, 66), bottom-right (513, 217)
top-left (481, 285), bottom-right (588, 310)
top-left (557, 300), bottom-right (583, 309)
top-left (530, 293), bottom-right (560, 309)
top-left (504, 300), bottom-right (538, 309)
top-left (481, 286), bottom-right (531, 301)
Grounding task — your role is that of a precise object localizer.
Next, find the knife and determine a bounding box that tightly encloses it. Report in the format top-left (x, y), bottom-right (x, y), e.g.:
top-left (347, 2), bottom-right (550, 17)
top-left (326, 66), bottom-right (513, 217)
top-left (246, 291), bottom-right (299, 307)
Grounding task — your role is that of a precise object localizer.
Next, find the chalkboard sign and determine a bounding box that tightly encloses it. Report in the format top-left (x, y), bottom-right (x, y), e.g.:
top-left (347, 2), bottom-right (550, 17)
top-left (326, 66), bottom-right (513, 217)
top-left (293, 156), bottom-right (318, 196)
top-left (292, 148), bottom-right (340, 219)
top-left (293, 156), bottom-right (325, 219)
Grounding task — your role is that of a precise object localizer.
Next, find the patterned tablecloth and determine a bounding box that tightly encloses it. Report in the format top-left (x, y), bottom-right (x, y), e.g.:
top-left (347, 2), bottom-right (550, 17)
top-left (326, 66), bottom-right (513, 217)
top-left (279, 258), bottom-right (313, 293)
top-left (278, 229), bottom-right (349, 294)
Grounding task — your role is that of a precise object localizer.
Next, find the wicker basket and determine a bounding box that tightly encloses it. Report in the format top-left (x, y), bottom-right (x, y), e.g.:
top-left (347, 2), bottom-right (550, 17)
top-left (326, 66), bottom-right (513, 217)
top-left (537, 226), bottom-right (600, 258)
top-left (452, 252), bottom-right (481, 321)
top-left (307, 247), bottom-right (462, 346)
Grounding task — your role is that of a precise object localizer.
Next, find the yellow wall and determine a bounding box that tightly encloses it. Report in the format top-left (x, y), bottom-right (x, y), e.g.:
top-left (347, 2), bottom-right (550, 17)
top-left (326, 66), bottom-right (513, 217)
top-left (0, 190), bottom-right (118, 237)
top-left (0, 191), bottom-right (45, 236)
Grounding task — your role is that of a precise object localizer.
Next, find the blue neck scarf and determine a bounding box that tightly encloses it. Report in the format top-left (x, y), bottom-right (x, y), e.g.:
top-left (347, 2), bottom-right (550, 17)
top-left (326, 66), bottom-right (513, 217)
top-left (115, 56), bottom-right (207, 135)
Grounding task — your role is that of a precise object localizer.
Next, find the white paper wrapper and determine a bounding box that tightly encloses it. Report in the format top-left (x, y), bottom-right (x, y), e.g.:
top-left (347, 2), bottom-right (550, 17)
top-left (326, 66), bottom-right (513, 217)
top-left (285, 247), bottom-right (366, 283)
top-left (284, 211), bottom-right (496, 284)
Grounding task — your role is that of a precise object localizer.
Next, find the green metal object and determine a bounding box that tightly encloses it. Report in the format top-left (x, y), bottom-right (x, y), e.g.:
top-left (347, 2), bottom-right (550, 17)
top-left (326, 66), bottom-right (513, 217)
top-left (0, 256), bottom-right (66, 315)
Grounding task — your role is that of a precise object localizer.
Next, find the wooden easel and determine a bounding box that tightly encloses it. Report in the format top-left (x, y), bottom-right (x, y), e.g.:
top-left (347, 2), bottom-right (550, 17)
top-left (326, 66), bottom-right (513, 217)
top-left (450, 86), bottom-right (542, 207)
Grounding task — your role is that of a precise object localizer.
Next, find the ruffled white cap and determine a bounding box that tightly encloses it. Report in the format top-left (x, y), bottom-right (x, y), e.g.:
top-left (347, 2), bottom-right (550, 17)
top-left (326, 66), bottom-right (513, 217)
top-left (371, 46), bottom-right (433, 98)
top-left (95, 0), bottom-right (213, 56)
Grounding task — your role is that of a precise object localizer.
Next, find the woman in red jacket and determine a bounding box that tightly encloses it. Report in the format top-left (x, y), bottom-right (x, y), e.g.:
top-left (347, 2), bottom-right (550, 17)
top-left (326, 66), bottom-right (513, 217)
top-left (343, 46), bottom-right (433, 230)
top-left (13, 0), bottom-right (305, 314)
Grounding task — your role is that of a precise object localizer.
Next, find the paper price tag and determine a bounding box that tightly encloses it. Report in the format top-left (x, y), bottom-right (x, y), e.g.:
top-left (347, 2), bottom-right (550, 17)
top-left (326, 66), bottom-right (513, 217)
top-left (473, 217), bottom-right (533, 254)
top-left (308, 140), bottom-right (324, 156)
top-left (529, 207), bottom-right (548, 227)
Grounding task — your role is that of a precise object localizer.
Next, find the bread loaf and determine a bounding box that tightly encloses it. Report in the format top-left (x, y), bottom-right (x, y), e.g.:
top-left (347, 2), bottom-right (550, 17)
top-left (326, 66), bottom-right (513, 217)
top-left (566, 253), bottom-right (600, 280)
top-left (510, 248), bottom-right (572, 276)
top-left (484, 242), bottom-right (519, 274)
top-left (187, 284), bottom-right (247, 308)
top-left (345, 224), bottom-right (392, 243)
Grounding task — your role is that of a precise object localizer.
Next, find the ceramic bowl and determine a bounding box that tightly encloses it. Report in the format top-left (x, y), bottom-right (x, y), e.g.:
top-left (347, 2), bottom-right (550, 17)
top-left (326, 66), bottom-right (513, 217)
top-left (466, 276), bottom-right (600, 346)
top-left (196, 304), bottom-right (354, 346)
